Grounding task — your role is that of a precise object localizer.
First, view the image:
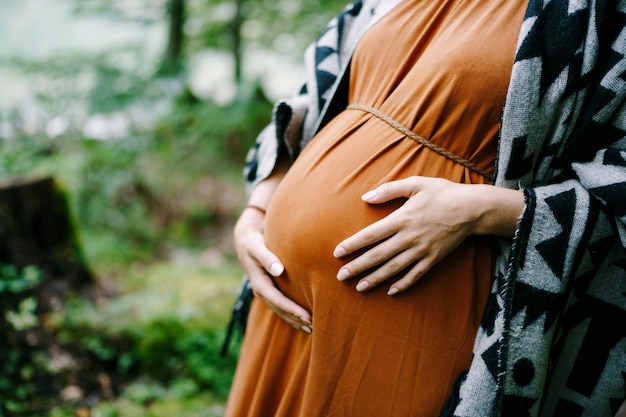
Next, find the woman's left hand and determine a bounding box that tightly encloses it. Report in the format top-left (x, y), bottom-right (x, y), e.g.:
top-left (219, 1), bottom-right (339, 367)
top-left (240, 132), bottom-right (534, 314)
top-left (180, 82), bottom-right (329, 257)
top-left (333, 176), bottom-right (525, 295)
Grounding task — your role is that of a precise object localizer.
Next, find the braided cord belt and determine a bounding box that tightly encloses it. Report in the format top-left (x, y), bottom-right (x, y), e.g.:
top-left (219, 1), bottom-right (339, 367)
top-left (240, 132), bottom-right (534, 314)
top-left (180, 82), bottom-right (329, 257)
top-left (346, 104), bottom-right (492, 181)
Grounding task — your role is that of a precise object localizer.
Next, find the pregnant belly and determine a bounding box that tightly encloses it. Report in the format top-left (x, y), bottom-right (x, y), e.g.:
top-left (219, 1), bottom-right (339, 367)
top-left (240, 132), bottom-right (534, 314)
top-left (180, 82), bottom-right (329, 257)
top-left (263, 111), bottom-right (493, 314)
top-left (263, 115), bottom-right (426, 309)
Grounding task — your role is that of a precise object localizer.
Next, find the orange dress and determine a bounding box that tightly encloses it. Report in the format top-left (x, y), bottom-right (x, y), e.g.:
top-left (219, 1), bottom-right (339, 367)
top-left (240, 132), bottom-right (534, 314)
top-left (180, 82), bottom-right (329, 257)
top-left (225, 1), bottom-right (527, 416)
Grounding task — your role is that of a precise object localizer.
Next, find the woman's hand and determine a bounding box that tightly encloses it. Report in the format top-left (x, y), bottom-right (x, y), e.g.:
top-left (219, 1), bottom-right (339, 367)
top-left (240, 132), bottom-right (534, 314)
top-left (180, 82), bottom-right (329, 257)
top-left (234, 205), bottom-right (313, 334)
top-left (333, 176), bottom-right (525, 295)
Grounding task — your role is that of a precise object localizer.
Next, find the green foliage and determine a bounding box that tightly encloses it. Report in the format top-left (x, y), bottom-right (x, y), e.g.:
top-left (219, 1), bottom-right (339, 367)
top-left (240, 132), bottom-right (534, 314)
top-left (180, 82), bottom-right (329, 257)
top-left (0, 79), bottom-right (250, 416)
top-left (188, 0), bottom-right (346, 55)
top-left (5, 297), bottom-right (39, 331)
top-left (51, 260), bottom-right (242, 415)
top-left (0, 264), bottom-right (42, 297)
top-left (65, 0), bottom-right (345, 59)
top-left (0, 264), bottom-right (48, 417)
top-left (86, 61), bottom-right (153, 115)
top-left (0, 65), bottom-right (256, 270)
top-left (0, 264), bottom-right (42, 337)
top-left (0, 131), bottom-right (58, 179)
top-left (72, 85), bottom-right (262, 268)
top-left (133, 319), bottom-right (239, 397)
top-left (77, 137), bottom-right (160, 260)
top-left (154, 80), bottom-right (272, 167)
top-left (50, 379), bottom-right (226, 417)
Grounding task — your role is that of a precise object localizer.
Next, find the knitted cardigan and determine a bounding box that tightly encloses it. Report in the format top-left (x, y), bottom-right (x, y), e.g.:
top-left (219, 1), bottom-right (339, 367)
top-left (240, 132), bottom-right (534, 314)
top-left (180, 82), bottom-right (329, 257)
top-left (239, 0), bottom-right (626, 415)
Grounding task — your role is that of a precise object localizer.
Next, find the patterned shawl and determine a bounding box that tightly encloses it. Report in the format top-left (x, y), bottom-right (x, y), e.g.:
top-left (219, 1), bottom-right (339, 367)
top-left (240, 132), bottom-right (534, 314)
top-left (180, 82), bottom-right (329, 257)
top-left (241, 0), bottom-right (626, 415)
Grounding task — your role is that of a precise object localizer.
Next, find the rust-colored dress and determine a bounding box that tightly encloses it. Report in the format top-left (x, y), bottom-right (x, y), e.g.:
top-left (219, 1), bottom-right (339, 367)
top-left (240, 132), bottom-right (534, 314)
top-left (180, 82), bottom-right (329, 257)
top-left (225, 1), bottom-right (527, 416)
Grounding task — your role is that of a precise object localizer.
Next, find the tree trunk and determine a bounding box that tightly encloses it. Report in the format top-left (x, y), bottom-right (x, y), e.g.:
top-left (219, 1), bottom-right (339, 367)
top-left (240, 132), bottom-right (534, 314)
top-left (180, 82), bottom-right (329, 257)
top-left (0, 176), bottom-right (110, 416)
top-left (161, 0), bottom-right (186, 75)
top-left (232, 0), bottom-right (245, 84)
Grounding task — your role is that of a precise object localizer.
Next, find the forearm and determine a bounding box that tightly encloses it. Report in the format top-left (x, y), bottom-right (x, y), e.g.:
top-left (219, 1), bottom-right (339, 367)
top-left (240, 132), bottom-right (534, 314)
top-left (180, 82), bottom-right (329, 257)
top-left (245, 153), bottom-right (290, 211)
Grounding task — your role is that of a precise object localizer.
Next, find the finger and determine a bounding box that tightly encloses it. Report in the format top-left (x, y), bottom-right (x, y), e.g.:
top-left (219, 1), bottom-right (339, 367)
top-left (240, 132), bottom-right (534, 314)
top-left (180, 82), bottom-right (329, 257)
top-left (251, 272), bottom-right (313, 332)
top-left (334, 215), bottom-right (399, 259)
top-left (246, 236), bottom-right (285, 277)
top-left (334, 179), bottom-right (429, 258)
top-left (386, 257), bottom-right (434, 295)
top-left (260, 287), bottom-right (313, 332)
top-left (350, 249), bottom-right (420, 291)
top-left (337, 236), bottom-right (412, 281)
top-left (361, 176), bottom-right (424, 204)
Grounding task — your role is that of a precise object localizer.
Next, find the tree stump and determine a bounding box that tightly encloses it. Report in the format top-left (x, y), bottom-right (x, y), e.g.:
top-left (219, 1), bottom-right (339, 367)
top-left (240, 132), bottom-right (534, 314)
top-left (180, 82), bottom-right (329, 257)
top-left (0, 175), bottom-right (93, 354)
top-left (0, 176), bottom-right (96, 415)
top-left (0, 175), bottom-right (92, 288)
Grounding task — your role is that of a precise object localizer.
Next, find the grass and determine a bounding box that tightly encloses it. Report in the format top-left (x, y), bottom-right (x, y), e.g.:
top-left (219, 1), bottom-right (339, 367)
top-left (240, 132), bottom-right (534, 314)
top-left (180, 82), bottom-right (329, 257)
top-left (81, 256), bottom-right (244, 333)
top-left (47, 252), bottom-right (245, 416)
top-left (50, 379), bottom-right (228, 417)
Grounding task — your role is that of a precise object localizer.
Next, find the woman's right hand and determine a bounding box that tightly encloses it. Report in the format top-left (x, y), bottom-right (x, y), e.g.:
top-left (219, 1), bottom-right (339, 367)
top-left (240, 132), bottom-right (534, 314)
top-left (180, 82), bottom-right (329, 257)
top-left (234, 206), bottom-right (313, 333)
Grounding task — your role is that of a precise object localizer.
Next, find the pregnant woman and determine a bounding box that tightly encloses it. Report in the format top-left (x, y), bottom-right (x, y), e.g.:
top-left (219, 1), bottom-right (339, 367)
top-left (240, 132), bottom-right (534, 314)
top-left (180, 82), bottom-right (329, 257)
top-left (224, 0), bottom-right (626, 416)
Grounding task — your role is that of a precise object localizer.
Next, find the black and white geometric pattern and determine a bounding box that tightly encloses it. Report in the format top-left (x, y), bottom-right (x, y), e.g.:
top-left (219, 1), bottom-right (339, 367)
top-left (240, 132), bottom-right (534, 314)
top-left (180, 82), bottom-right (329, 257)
top-left (455, 0), bottom-right (626, 415)
top-left (240, 0), bottom-right (626, 415)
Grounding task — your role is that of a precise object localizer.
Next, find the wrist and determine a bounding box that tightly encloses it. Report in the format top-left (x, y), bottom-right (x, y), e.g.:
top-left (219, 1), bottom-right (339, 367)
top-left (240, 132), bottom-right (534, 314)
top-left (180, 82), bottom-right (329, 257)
top-left (473, 186), bottom-right (526, 238)
top-left (243, 204), bottom-right (267, 216)
top-left (235, 205), bottom-right (265, 238)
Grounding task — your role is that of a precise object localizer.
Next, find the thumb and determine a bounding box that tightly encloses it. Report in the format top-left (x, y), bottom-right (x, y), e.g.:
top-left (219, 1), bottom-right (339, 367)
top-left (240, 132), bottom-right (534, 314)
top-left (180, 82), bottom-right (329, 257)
top-left (266, 259), bottom-right (285, 277)
top-left (255, 246), bottom-right (284, 277)
top-left (247, 233), bottom-right (285, 277)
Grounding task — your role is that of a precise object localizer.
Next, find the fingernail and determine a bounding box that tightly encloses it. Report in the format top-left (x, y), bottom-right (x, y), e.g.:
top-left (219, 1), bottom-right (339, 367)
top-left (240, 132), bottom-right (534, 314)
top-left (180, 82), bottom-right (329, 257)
top-left (298, 316), bottom-right (312, 326)
top-left (356, 281), bottom-right (369, 292)
top-left (301, 325), bottom-right (312, 334)
top-left (361, 190), bottom-right (377, 201)
top-left (387, 287), bottom-right (399, 296)
top-left (269, 262), bottom-right (284, 276)
top-left (333, 246), bottom-right (346, 258)
top-left (337, 268), bottom-right (350, 281)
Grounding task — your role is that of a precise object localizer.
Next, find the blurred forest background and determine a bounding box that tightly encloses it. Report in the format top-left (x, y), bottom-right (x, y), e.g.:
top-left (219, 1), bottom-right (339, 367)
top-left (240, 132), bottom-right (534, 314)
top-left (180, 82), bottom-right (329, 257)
top-left (0, 0), bottom-right (344, 415)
